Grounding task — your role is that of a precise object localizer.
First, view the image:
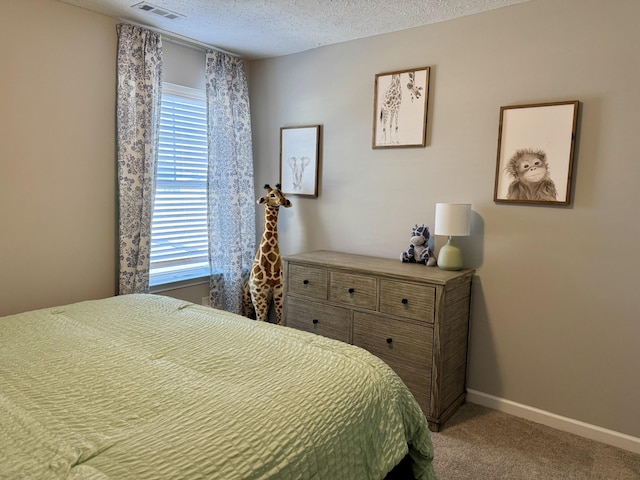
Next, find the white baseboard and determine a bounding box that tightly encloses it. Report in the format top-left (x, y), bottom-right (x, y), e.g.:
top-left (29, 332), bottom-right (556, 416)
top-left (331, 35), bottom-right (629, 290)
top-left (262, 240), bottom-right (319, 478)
top-left (466, 389), bottom-right (640, 455)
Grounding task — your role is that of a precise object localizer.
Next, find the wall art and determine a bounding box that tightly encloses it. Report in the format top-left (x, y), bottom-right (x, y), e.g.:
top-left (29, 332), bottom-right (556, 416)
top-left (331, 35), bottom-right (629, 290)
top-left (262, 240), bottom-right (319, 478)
top-left (280, 125), bottom-right (320, 197)
top-left (372, 66), bottom-right (430, 149)
top-left (494, 100), bottom-right (579, 205)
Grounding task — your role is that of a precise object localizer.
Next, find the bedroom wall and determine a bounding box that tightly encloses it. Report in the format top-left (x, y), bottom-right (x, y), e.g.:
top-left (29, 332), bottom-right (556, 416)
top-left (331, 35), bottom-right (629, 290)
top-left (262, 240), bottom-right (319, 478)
top-left (248, 0), bottom-right (640, 441)
top-left (0, 0), bottom-right (119, 316)
top-left (0, 3), bottom-right (210, 315)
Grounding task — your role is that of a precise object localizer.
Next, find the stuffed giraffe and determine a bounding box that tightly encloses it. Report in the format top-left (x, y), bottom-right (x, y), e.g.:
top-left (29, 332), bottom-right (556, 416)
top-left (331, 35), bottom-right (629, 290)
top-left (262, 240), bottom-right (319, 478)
top-left (242, 183), bottom-right (292, 324)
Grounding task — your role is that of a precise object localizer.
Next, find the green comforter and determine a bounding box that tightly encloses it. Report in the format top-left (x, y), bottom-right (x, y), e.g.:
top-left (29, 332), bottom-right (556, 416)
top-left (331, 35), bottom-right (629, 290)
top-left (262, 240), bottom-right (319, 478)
top-left (0, 294), bottom-right (435, 479)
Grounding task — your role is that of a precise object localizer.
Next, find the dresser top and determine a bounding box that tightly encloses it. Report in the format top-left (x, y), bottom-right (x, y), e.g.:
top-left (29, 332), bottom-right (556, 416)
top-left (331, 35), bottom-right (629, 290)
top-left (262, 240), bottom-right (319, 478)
top-left (283, 250), bottom-right (474, 286)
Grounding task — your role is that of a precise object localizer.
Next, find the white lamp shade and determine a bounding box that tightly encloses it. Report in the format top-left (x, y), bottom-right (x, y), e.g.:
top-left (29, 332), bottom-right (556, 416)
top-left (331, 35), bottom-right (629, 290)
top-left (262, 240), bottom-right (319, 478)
top-left (434, 203), bottom-right (471, 236)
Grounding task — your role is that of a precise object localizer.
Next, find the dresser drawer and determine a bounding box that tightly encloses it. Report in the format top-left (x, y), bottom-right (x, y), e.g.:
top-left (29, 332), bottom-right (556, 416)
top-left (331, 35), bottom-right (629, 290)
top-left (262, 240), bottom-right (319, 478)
top-left (285, 297), bottom-right (351, 343)
top-left (353, 312), bottom-right (433, 413)
top-left (379, 279), bottom-right (435, 323)
top-left (330, 272), bottom-right (376, 310)
top-left (288, 264), bottom-right (328, 300)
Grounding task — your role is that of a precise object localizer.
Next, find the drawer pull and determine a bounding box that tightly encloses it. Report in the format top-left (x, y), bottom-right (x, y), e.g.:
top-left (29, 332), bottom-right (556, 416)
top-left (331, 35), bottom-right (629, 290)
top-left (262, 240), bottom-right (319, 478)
top-left (348, 288), bottom-right (355, 294)
top-left (386, 338), bottom-right (393, 344)
top-left (401, 298), bottom-right (408, 305)
top-left (303, 279), bottom-right (309, 285)
top-left (312, 319), bottom-right (319, 325)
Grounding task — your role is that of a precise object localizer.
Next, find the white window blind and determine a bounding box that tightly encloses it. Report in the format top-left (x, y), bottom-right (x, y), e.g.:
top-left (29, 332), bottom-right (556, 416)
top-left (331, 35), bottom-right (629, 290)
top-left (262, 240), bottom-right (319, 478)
top-left (149, 83), bottom-right (209, 286)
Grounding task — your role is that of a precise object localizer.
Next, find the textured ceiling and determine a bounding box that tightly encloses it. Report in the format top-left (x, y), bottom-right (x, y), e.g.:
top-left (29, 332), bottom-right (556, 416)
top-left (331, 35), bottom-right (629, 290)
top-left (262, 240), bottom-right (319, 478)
top-left (60, 0), bottom-right (529, 59)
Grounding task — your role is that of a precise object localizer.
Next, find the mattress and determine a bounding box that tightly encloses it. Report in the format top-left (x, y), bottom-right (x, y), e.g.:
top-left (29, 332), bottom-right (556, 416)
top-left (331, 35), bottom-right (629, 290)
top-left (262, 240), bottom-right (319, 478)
top-left (0, 294), bottom-right (435, 479)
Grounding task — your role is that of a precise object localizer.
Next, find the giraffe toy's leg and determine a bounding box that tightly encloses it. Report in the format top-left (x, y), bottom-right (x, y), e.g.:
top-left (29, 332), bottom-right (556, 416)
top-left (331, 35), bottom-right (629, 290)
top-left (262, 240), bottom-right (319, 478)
top-left (273, 286), bottom-right (284, 325)
top-left (250, 284), bottom-right (270, 322)
top-left (242, 281), bottom-right (255, 319)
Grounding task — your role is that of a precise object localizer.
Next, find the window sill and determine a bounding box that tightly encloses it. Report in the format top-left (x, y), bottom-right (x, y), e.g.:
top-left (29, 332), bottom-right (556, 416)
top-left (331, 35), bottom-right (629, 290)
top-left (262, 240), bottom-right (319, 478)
top-left (149, 276), bottom-right (209, 293)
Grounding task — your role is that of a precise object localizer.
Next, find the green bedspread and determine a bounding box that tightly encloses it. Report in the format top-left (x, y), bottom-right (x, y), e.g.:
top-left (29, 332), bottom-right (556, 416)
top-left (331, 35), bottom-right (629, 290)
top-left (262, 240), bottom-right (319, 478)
top-left (0, 294), bottom-right (435, 479)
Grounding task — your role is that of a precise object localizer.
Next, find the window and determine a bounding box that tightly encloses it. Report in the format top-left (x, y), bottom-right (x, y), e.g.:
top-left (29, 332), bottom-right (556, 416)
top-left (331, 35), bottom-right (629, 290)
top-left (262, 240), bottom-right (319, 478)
top-left (149, 83), bottom-right (209, 286)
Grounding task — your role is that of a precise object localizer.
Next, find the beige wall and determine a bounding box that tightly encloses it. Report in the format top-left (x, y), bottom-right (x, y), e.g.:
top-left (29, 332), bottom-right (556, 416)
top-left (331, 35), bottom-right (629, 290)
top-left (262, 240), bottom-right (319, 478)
top-left (249, 0), bottom-right (640, 438)
top-left (0, 0), bottom-right (119, 316)
top-left (0, 3), bottom-right (210, 315)
top-left (163, 41), bottom-right (205, 90)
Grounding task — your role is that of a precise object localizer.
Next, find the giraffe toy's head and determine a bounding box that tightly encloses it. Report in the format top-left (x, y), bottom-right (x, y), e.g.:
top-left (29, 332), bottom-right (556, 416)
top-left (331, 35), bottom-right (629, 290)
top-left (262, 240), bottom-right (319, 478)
top-left (258, 184), bottom-right (292, 208)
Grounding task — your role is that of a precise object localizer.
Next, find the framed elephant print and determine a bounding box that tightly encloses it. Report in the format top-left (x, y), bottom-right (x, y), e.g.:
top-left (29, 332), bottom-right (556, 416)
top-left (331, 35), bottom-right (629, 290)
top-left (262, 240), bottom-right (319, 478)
top-left (280, 125), bottom-right (321, 197)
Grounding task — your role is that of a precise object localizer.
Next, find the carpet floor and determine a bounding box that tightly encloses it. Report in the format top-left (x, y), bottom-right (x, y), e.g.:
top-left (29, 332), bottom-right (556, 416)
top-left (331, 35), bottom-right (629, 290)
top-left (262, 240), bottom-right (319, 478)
top-left (429, 403), bottom-right (640, 479)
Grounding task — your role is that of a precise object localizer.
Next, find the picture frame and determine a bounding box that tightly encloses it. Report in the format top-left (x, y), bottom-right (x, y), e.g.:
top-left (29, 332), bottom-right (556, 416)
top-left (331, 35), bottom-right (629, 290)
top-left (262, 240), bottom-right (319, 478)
top-left (279, 125), bottom-right (321, 198)
top-left (372, 66), bottom-right (430, 149)
top-left (493, 100), bottom-right (579, 205)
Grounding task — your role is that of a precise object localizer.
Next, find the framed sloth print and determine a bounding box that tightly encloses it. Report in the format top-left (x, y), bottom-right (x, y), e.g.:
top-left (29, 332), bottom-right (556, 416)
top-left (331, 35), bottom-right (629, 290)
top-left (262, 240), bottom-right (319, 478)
top-left (494, 100), bottom-right (579, 206)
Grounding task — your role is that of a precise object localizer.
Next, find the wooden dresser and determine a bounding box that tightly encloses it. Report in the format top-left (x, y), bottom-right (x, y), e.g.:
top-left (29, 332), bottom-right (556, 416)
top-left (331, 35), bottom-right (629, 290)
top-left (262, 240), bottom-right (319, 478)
top-left (282, 250), bottom-right (474, 431)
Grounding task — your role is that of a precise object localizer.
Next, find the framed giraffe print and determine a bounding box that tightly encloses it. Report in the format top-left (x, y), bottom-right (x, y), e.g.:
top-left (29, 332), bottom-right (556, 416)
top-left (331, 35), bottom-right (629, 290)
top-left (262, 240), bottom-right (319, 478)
top-left (372, 66), bottom-right (430, 149)
top-left (279, 125), bottom-right (321, 198)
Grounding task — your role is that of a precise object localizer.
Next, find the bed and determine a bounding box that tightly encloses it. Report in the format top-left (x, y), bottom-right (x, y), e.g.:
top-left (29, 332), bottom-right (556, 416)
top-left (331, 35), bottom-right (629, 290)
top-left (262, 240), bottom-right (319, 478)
top-left (0, 294), bottom-right (435, 480)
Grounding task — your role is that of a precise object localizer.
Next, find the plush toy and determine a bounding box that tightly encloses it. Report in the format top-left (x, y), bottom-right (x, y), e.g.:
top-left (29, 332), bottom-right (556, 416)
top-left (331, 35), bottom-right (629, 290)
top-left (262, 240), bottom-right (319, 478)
top-left (401, 224), bottom-right (436, 266)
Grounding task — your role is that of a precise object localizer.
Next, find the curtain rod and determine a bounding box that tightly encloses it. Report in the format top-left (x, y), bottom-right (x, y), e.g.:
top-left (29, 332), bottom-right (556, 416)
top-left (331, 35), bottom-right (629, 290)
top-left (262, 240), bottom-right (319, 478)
top-left (119, 19), bottom-right (241, 58)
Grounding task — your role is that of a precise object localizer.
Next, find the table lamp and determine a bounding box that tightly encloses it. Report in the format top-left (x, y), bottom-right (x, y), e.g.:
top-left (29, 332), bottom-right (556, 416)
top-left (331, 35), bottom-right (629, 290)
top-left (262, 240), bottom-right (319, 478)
top-left (434, 203), bottom-right (471, 271)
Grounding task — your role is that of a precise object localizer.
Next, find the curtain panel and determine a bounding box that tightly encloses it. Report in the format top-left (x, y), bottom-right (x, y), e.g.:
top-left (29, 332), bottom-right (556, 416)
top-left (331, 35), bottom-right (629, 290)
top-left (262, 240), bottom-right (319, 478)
top-left (116, 24), bottom-right (163, 295)
top-left (205, 51), bottom-right (256, 314)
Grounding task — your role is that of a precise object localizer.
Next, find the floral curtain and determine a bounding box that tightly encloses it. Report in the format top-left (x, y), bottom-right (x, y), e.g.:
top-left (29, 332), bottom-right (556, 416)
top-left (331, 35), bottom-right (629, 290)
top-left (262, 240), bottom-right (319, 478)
top-left (116, 24), bottom-right (163, 295)
top-left (205, 51), bottom-right (256, 314)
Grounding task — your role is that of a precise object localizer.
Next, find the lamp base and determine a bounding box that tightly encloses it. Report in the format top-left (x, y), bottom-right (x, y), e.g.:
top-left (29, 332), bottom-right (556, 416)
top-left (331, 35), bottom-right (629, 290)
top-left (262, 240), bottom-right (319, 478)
top-left (438, 237), bottom-right (463, 271)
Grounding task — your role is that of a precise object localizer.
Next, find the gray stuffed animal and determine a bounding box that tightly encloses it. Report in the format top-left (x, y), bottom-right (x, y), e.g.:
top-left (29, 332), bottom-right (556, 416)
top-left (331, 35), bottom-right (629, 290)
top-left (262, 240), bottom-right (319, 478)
top-left (400, 224), bottom-right (436, 266)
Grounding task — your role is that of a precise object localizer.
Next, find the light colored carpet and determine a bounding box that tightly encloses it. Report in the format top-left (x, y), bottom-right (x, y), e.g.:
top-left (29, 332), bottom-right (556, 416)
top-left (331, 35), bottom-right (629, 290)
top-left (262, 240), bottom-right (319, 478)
top-left (430, 403), bottom-right (640, 479)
